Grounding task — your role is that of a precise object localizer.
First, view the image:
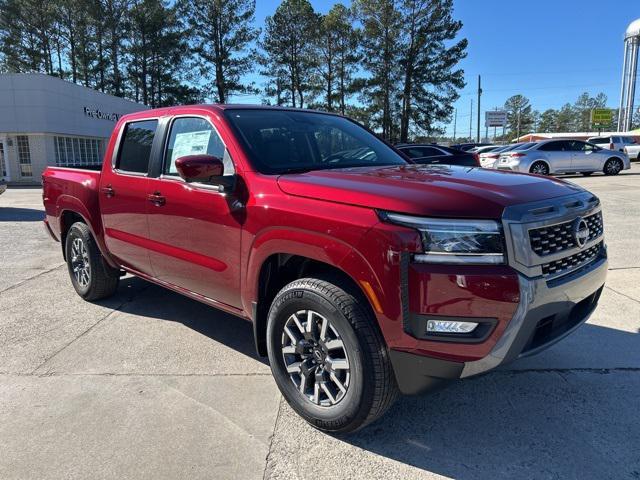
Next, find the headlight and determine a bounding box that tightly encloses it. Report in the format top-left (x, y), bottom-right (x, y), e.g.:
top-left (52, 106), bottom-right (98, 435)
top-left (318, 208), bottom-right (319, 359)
top-left (380, 212), bottom-right (505, 264)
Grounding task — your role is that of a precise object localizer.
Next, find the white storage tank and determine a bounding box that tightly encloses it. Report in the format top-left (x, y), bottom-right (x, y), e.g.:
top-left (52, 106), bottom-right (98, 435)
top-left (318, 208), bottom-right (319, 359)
top-left (618, 19), bottom-right (640, 131)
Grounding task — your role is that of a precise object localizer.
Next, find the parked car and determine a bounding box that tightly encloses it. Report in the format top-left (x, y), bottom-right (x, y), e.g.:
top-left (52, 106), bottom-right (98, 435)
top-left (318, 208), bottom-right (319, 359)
top-left (624, 142), bottom-right (640, 160)
top-left (497, 139), bottom-right (630, 176)
top-left (479, 143), bottom-right (534, 168)
top-left (624, 137), bottom-right (640, 160)
top-left (451, 142), bottom-right (492, 151)
top-left (396, 143), bottom-right (479, 167)
top-left (43, 105), bottom-right (607, 433)
top-left (587, 134), bottom-right (635, 153)
top-left (471, 145), bottom-right (499, 154)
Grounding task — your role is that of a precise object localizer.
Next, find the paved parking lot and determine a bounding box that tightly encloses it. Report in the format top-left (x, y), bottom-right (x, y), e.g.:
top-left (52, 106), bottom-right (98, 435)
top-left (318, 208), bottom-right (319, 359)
top-left (1, 167), bottom-right (640, 479)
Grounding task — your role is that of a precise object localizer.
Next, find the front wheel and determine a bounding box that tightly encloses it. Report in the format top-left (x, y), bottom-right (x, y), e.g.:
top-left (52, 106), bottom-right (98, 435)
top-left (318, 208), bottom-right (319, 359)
top-left (529, 161), bottom-right (549, 175)
top-left (65, 222), bottom-right (119, 301)
top-left (603, 158), bottom-right (623, 175)
top-left (266, 278), bottom-right (398, 433)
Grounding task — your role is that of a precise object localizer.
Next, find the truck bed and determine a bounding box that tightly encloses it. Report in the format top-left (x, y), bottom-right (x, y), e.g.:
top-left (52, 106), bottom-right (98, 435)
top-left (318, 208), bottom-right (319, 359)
top-left (42, 166), bottom-right (103, 244)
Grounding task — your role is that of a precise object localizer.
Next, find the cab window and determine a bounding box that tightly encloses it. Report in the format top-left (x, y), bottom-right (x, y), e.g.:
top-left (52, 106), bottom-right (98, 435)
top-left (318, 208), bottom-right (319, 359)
top-left (163, 117), bottom-right (230, 176)
top-left (116, 119), bottom-right (158, 174)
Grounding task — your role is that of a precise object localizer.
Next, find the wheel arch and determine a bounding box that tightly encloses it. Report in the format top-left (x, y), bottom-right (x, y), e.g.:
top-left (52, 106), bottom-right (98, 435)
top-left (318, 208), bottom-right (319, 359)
top-left (57, 197), bottom-right (117, 267)
top-left (248, 243), bottom-right (385, 357)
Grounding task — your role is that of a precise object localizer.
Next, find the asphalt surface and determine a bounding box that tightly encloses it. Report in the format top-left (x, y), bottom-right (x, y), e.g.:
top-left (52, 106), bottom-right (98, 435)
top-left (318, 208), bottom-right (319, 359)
top-left (1, 166), bottom-right (639, 479)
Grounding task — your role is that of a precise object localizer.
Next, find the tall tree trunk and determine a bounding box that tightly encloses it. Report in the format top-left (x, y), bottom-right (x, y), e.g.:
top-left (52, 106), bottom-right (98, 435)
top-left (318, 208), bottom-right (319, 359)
top-left (141, 31), bottom-right (148, 105)
top-left (110, 25), bottom-right (121, 95)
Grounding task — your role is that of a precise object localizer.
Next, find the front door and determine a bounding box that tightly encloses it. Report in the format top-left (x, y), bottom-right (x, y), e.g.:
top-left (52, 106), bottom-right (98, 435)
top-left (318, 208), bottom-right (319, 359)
top-left (570, 141), bottom-right (601, 171)
top-left (146, 116), bottom-right (242, 309)
top-left (100, 119), bottom-right (158, 275)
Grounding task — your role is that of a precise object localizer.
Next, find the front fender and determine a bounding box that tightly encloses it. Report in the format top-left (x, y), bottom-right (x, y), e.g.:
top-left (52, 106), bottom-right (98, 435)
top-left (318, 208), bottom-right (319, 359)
top-left (243, 227), bottom-right (385, 318)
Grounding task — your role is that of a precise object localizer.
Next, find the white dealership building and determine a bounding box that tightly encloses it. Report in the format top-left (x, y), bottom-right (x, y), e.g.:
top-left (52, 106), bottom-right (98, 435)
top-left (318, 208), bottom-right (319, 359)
top-left (0, 73), bottom-right (148, 184)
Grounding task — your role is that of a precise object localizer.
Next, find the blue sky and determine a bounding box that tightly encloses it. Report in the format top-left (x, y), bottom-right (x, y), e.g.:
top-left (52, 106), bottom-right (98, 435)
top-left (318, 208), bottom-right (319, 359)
top-left (246, 1), bottom-right (638, 138)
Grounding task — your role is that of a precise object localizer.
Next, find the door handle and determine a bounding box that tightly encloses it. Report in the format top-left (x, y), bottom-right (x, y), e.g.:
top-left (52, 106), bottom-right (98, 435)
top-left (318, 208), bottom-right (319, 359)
top-left (147, 192), bottom-right (166, 206)
top-left (101, 185), bottom-right (115, 198)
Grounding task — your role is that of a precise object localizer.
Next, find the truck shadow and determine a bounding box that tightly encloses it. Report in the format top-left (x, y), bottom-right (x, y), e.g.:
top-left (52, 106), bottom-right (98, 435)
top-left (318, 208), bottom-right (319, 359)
top-left (0, 207), bottom-right (44, 222)
top-left (337, 322), bottom-right (639, 479)
top-left (103, 276), bottom-right (638, 478)
top-left (105, 276), bottom-right (268, 365)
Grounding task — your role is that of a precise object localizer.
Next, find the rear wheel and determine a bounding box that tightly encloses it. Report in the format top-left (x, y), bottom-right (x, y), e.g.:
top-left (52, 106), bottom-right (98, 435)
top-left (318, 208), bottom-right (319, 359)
top-left (529, 161), bottom-right (549, 175)
top-left (65, 222), bottom-right (119, 300)
top-left (266, 277), bottom-right (398, 433)
top-left (603, 158), bottom-right (623, 176)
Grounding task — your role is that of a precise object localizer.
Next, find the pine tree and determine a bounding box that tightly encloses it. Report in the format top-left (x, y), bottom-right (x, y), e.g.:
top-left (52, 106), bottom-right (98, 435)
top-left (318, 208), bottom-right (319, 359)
top-left (181, 0), bottom-right (259, 103)
top-left (504, 94), bottom-right (534, 139)
top-left (261, 0), bottom-right (320, 108)
top-left (353, 0), bottom-right (401, 140)
top-left (538, 109), bottom-right (558, 133)
top-left (314, 3), bottom-right (359, 113)
top-left (397, 0), bottom-right (467, 142)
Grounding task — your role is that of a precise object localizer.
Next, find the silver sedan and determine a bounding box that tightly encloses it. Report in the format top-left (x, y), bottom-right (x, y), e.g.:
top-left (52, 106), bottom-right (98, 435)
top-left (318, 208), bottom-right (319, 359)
top-left (495, 139), bottom-right (630, 176)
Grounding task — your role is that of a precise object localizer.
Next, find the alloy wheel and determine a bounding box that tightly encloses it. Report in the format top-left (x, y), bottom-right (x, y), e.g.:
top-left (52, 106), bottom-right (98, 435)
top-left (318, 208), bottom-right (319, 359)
top-left (531, 163), bottom-right (548, 175)
top-left (605, 159), bottom-right (622, 175)
top-left (281, 309), bottom-right (350, 407)
top-left (70, 237), bottom-right (91, 288)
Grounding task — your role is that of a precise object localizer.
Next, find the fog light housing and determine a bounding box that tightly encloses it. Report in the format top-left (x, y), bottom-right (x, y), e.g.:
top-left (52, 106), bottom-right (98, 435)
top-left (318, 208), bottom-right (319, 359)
top-left (426, 319), bottom-right (479, 334)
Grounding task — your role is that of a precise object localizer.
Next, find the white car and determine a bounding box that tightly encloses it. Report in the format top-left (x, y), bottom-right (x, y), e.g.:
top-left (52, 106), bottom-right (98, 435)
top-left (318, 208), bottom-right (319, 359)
top-left (587, 135), bottom-right (636, 154)
top-left (479, 143), bottom-right (535, 168)
top-left (496, 139), bottom-right (630, 176)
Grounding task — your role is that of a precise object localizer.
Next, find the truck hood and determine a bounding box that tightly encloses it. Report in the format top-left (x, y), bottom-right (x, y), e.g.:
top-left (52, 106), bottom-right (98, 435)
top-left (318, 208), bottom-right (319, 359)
top-left (276, 165), bottom-right (583, 218)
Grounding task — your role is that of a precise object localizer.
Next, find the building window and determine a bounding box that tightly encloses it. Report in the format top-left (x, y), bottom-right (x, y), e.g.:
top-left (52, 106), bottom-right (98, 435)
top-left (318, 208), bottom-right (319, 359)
top-left (17, 135), bottom-right (32, 177)
top-left (0, 142), bottom-right (6, 177)
top-left (54, 136), bottom-right (102, 167)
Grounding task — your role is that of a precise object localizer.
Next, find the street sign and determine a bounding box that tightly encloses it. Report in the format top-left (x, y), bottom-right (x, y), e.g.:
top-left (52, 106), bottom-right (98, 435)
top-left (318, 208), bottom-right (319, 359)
top-left (485, 110), bottom-right (507, 128)
top-left (591, 108), bottom-right (613, 127)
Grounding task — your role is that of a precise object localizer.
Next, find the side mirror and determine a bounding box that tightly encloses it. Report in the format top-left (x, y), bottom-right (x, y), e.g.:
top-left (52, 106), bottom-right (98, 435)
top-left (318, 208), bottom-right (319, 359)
top-left (175, 154), bottom-right (223, 183)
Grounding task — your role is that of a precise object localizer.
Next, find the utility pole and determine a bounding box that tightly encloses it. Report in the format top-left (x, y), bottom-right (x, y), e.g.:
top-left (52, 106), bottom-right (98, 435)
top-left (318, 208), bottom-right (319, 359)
top-left (453, 108), bottom-right (457, 141)
top-left (477, 75), bottom-right (482, 143)
top-left (469, 99), bottom-right (473, 140)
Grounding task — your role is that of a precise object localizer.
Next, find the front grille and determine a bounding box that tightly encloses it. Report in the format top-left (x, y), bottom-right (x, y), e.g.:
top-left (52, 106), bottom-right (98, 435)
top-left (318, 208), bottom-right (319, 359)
top-left (529, 211), bottom-right (603, 256)
top-left (541, 242), bottom-right (603, 277)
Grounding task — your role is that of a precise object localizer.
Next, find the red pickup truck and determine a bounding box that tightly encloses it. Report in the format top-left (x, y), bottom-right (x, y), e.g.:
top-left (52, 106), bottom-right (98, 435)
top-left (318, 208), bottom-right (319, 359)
top-left (43, 105), bottom-right (607, 432)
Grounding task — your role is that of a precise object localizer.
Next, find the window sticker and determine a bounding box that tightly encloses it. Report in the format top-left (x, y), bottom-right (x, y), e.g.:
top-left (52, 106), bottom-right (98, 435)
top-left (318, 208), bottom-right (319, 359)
top-left (169, 130), bottom-right (211, 174)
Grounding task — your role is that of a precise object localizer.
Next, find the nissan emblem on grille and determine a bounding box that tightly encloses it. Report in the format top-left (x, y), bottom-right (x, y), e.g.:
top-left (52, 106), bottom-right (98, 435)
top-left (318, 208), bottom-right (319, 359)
top-left (572, 217), bottom-right (590, 249)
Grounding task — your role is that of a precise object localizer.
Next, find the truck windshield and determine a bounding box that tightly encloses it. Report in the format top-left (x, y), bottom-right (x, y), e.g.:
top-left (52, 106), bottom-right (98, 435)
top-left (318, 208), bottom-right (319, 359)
top-left (224, 109), bottom-right (407, 174)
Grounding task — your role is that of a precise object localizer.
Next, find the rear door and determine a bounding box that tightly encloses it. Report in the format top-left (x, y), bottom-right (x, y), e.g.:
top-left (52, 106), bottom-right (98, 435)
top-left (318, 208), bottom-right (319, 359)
top-left (538, 141), bottom-right (572, 172)
top-left (145, 115), bottom-right (243, 309)
top-left (100, 118), bottom-right (159, 275)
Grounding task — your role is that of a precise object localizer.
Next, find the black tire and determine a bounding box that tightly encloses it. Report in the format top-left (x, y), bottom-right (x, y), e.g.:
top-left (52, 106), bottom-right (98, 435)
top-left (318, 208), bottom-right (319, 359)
top-left (65, 222), bottom-right (119, 301)
top-left (266, 277), bottom-right (398, 433)
top-left (581, 172), bottom-right (594, 176)
top-left (529, 161), bottom-right (549, 175)
top-left (603, 158), bottom-right (623, 176)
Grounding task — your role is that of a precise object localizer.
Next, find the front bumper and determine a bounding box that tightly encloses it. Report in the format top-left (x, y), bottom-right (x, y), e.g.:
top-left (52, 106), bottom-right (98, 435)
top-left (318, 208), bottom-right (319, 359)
top-left (390, 252), bottom-right (607, 394)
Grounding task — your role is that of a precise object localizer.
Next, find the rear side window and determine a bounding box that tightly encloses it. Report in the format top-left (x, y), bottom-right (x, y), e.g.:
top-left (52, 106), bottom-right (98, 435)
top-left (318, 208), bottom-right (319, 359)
top-left (539, 141), bottom-right (566, 152)
top-left (513, 142), bottom-right (535, 150)
top-left (589, 137), bottom-right (609, 144)
top-left (117, 120), bottom-right (158, 173)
